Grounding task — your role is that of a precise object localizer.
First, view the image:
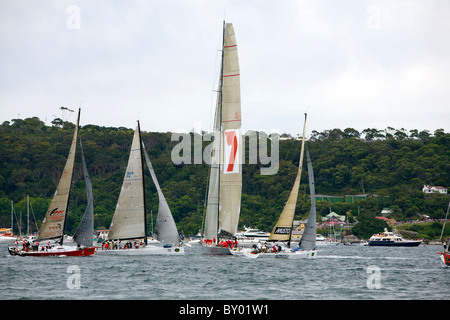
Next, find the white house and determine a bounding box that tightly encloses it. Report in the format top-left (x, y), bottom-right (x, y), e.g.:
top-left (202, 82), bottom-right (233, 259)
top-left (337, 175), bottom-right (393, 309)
top-left (380, 208), bottom-right (393, 216)
top-left (422, 185), bottom-right (448, 194)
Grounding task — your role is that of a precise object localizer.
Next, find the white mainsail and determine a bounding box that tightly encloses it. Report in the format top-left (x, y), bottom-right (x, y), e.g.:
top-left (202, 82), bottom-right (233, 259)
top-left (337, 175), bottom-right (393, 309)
top-left (268, 114), bottom-right (307, 244)
top-left (142, 140), bottom-right (180, 245)
top-left (38, 109), bottom-right (80, 243)
top-left (205, 22), bottom-right (242, 241)
top-left (108, 122), bottom-right (146, 241)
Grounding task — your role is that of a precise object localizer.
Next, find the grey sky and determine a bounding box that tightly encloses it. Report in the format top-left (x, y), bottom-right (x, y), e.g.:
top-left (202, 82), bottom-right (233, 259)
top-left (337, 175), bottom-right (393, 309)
top-left (1, 0), bottom-right (449, 136)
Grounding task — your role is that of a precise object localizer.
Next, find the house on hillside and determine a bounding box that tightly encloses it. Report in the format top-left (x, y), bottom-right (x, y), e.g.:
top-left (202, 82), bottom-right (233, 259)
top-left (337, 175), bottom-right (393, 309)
top-left (422, 185), bottom-right (448, 194)
top-left (322, 212), bottom-right (346, 224)
top-left (380, 208), bottom-right (393, 217)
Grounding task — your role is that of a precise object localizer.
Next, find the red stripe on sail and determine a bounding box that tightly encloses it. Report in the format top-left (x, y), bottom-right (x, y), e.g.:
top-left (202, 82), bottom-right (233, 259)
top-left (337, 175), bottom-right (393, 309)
top-left (222, 119), bottom-right (241, 123)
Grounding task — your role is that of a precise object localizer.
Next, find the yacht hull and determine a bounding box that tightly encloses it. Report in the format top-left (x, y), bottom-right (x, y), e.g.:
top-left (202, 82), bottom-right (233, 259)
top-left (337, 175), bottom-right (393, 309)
top-left (96, 245), bottom-right (184, 255)
top-left (199, 245), bottom-right (232, 255)
top-left (368, 241), bottom-right (421, 247)
top-left (8, 246), bottom-right (96, 257)
top-left (239, 248), bottom-right (317, 259)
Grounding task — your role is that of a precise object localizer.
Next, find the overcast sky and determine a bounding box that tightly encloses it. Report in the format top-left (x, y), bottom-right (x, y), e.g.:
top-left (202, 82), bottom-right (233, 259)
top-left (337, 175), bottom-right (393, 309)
top-left (1, 0), bottom-right (449, 136)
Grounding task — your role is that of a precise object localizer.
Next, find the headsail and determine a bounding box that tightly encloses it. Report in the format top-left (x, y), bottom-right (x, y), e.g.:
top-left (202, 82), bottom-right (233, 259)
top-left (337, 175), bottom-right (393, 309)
top-left (268, 113), bottom-right (307, 244)
top-left (142, 140), bottom-right (180, 245)
top-left (38, 109), bottom-right (80, 243)
top-left (108, 123), bottom-right (146, 241)
top-left (204, 22), bottom-right (242, 241)
top-left (299, 144), bottom-right (316, 250)
top-left (73, 138), bottom-right (94, 247)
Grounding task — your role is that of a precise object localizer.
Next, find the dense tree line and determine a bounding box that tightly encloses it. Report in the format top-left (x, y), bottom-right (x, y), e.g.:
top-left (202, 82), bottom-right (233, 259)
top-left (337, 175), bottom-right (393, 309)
top-left (0, 116), bottom-right (448, 239)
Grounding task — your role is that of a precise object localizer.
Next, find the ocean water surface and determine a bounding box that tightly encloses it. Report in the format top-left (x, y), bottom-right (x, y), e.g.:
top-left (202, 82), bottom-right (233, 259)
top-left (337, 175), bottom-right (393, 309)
top-left (1, 242), bottom-right (448, 300)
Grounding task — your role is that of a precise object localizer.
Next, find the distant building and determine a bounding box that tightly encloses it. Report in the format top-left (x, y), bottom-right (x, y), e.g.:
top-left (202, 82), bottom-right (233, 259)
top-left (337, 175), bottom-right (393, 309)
top-left (322, 212), bottom-right (346, 223)
top-left (380, 208), bottom-right (393, 217)
top-left (291, 220), bottom-right (307, 241)
top-left (422, 185), bottom-right (448, 194)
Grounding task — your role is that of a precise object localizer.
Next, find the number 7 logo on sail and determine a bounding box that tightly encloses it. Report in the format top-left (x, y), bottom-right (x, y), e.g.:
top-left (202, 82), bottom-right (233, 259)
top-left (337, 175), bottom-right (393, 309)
top-left (224, 129), bottom-right (240, 174)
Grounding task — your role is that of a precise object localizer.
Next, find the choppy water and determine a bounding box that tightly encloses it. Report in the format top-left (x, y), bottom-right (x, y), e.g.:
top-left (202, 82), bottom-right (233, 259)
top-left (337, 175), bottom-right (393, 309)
top-left (1, 243), bottom-right (448, 301)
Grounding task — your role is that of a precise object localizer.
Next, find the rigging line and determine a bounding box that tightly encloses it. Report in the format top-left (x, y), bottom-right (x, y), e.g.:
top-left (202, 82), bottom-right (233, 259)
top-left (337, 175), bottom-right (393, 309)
top-left (29, 200), bottom-right (39, 233)
top-left (440, 202), bottom-right (450, 241)
top-left (12, 204), bottom-right (23, 237)
top-left (217, 20), bottom-right (226, 241)
top-left (209, 30), bottom-right (225, 132)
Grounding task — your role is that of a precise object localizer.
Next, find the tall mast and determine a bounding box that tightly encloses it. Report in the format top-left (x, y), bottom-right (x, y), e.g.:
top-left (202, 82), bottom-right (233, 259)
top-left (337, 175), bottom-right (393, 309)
top-left (137, 121), bottom-right (148, 245)
top-left (289, 113), bottom-right (308, 246)
top-left (11, 201), bottom-right (13, 236)
top-left (59, 107), bottom-right (81, 245)
top-left (440, 202), bottom-right (450, 242)
top-left (216, 20), bottom-right (226, 242)
top-left (27, 195), bottom-right (29, 236)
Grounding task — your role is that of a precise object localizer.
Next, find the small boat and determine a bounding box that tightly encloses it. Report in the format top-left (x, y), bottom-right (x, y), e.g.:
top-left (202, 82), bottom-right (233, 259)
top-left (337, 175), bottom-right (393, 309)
top-left (8, 109), bottom-right (96, 257)
top-left (97, 121), bottom-right (184, 256)
top-left (316, 234), bottom-right (340, 246)
top-left (368, 228), bottom-right (421, 247)
top-left (201, 21), bottom-right (242, 255)
top-left (436, 202), bottom-right (450, 266)
top-left (239, 114), bottom-right (317, 259)
top-left (235, 227), bottom-right (270, 245)
top-left (0, 228), bottom-right (15, 243)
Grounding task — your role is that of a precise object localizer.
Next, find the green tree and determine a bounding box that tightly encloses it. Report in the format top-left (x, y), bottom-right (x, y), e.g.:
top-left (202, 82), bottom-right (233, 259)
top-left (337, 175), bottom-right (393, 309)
top-left (352, 211), bottom-right (389, 240)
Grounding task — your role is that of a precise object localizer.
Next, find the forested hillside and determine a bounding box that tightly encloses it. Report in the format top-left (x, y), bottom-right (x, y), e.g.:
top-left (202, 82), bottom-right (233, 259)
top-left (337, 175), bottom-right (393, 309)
top-left (0, 117), bottom-right (449, 238)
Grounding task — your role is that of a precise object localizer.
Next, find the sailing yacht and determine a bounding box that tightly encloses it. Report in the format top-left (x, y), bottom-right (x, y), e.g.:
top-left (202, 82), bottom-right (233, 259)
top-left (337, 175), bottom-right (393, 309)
top-left (8, 109), bottom-right (96, 257)
top-left (201, 21), bottom-right (242, 255)
top-left (98, 121), bottom-right (184, 255)
top-left (238, 114), bottom-right (317, 259)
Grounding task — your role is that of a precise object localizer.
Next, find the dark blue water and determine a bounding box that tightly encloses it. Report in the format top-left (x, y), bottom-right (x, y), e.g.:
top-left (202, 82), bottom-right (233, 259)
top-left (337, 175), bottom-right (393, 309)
top-left (1, 243), bottom-right (448, 300)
